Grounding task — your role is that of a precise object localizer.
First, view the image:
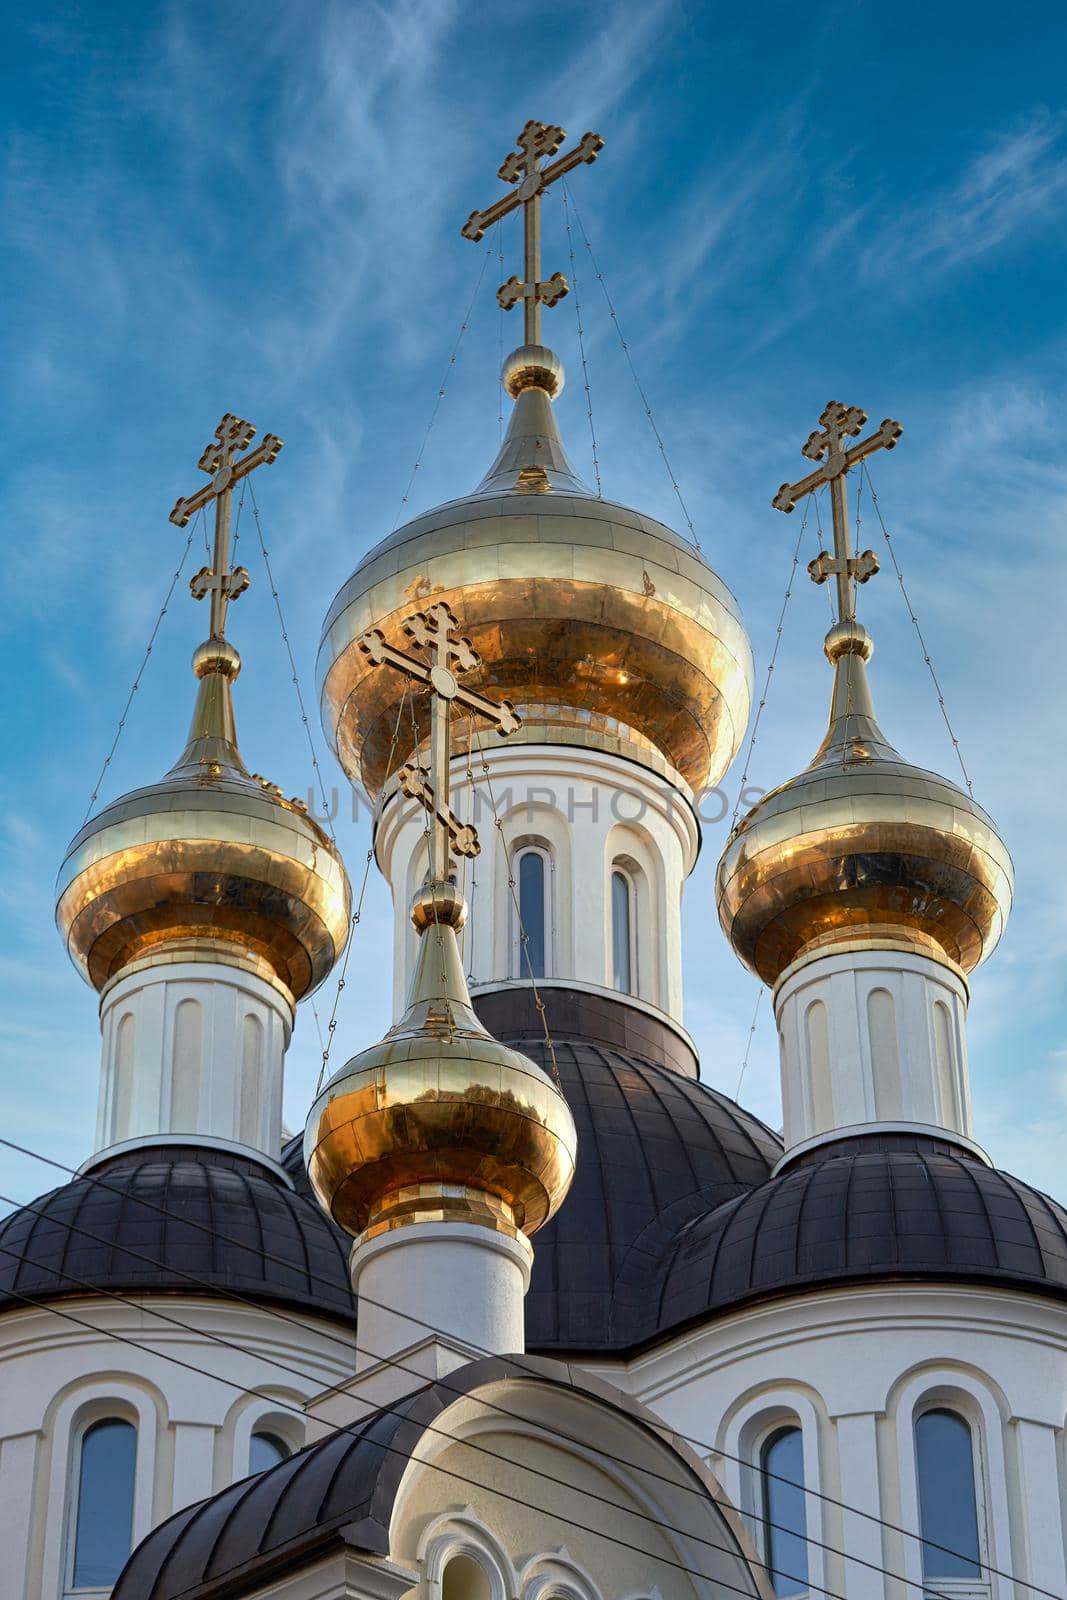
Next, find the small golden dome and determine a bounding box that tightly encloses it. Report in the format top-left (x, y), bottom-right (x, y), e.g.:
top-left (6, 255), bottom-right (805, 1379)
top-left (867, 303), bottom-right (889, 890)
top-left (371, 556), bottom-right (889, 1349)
top-left (305, 890), bottom-right (577, 1242)
top-left (716, 625), bottom-right (1013, 987)
top-left (56, 643), bottom-right (352, 1004)
top-left (318, 347), bottom-right (753, 798)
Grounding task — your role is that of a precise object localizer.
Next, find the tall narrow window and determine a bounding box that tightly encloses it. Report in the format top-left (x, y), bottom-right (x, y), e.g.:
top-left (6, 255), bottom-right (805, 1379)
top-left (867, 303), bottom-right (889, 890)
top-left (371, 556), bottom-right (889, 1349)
top-left (760, 1426), bottom-right (809, 1597)
top-left (250, 1430), bottom-right (291, 1474)
top-left (933, 1002), bottom-right (957, 1126)
top-left (517, 849), bottom-right (547, 978)
top-left (70, 1417), bottom-right (137, 1588)
top-left (915, 1409), bottom-right (982, 1578)
top-left (612, 869), bottom-right (634, 994)
top-left (805, 1000), bottom-right (833, 1132)
top-left (869, 988), bottom-right (903, 1119)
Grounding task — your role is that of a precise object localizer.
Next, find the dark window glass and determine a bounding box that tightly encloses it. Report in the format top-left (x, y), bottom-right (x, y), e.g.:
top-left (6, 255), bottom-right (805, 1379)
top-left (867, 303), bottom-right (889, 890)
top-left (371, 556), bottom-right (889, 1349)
top-left (915, 1409), bottom-right (982, 1577)
top-left (761, 1426), bottom-right (809, 1597)
top-left (71, 1418), bottom-right (137, 1587)
top-left (612, 871), bottom-right (632, 993)
top-left (250, 1431), bottom-right (291, 1474)
top-left (518, 851), bottom-right (546, 977)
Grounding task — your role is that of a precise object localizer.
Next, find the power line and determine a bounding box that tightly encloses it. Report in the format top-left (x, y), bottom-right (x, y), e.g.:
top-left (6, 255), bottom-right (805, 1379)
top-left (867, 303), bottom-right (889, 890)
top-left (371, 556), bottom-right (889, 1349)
top-left (0, 1252), bottom-right (792, 1600)
top-left (0, 1178), bottom-right (988, 1600)
top-left (0, 1134), bottom-right (1045, 1599)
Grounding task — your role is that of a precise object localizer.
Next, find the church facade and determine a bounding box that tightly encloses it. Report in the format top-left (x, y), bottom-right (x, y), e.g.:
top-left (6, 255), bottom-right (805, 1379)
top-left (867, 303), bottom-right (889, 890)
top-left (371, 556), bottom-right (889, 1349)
top-left (2, 121), bottom-right (1066, 1600)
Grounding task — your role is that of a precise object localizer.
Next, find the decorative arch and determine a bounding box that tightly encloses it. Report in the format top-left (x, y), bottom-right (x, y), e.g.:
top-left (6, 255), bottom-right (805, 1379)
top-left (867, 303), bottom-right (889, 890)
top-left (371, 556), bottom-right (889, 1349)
top-left (605, 820), bottom-right (667, 1005)
top-left (227, 1391), bottom-right (307, 1482)
top-left (887, 1364), bottom-right (1011, 1600)
top-left (717, 1383), bottom-right (829, 1600)
top-left (418, 1508), bottom-right (514, 1600)
top-left (519, 1547), bottom-right (603, 1600)
top-left (496, 797), bottom-right (573, 981)
top-left (40, 1376), bottom-right (162, 1600)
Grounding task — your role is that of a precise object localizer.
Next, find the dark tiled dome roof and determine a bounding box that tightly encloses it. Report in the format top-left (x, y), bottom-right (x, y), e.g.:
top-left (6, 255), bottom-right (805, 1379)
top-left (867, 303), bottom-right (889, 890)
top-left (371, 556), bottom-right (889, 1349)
top-left (0, 1146), bottom-right (356, 1325)
top-left (474, 986), bottom-right (782, 1352)
top-left (637, 1135), bottom-right (1067, 1342)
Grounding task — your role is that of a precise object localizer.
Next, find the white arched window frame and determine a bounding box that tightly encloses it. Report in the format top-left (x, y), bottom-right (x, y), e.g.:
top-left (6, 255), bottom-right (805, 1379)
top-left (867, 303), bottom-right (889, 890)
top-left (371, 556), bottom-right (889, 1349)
top-left (892, 1371), bottom-right (1007, 1600)
top-left (610, 864), bottom-right (638, 996)
top-left (913, 1402), bottom-right (989, 1595)
top-left (418, 1509), bottom-right (514, 1600)
top-left (42, 1382), bottom-right (159, 1600)
top-left (229, 1397), bottom-right (305, 1483)
top-left (511, 842), bottom-right (555, 980)
top-left (720, 1391), bottom-right (828, 1600)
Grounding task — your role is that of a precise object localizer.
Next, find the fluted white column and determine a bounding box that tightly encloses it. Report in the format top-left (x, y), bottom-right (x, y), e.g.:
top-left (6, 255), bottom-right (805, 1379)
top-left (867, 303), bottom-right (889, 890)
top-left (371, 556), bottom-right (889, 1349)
top-left (775, 944), bottom-right (975, 1155)
top-left (95, 959), bottom-right (292, 1163)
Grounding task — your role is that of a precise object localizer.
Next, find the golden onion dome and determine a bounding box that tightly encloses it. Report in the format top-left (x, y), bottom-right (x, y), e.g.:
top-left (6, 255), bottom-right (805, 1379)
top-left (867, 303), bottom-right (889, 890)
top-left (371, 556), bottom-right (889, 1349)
top-left (716, 620), bottom-right (1013, 988)
top-left (56, 638), bottom-right (352, 1005)
top-left (305, 883), bottom-right (577, 1244)
top-left (318, 344), bottom-right (754, 798)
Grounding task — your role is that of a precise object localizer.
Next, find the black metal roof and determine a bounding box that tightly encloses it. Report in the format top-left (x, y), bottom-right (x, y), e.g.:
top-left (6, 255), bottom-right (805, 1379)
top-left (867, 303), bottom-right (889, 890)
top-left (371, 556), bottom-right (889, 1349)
top-left (630, 1134), bottom-right (1067, 1342)
top-left (475, 987), bottom-right (783, 1351)
top-left (0, 1145), bottom-right (356, 1325)
top-left (111, 1354), bottom-right (764, 1600)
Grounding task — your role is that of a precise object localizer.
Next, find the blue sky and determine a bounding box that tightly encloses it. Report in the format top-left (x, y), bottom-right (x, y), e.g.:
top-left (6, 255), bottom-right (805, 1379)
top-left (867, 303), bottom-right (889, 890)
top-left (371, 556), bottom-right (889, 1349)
top-left (2, 0), bottom-right (1066, 1210)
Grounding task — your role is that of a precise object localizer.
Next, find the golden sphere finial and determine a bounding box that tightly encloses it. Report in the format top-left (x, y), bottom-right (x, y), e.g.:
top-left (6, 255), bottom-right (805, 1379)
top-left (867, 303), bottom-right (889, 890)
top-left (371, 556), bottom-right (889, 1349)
top-left (501, 344), bottom-right (565, 398)
top-left (823, 620), bottom-right (873, 664)
top-left (410, 881), bottom-right (468, 932)
top-left (192, 637), bottom-right (242, 680)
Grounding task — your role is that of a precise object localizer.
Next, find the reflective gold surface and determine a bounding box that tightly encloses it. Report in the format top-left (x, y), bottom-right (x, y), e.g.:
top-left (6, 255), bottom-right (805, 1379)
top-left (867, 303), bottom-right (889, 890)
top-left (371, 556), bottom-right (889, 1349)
top-left (57, 647), bottom-right (351, 1000)
top-left (319, 357), bottom-right (753, 797)
top-left (716, 641), bottom-right (1013, 986)
top-left (305, 891), bottom-right (577, 1240)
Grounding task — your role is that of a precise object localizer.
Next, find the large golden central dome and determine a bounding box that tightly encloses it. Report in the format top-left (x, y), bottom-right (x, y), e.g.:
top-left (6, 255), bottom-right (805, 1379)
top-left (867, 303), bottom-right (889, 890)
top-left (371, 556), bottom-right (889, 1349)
top-left (318, 346), bottom-right (753, 797)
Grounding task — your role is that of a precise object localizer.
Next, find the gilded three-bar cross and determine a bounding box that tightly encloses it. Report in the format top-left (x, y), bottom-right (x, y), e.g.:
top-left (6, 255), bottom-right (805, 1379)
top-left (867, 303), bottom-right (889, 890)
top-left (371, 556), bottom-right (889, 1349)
top-left (169, 413), bottom-right (284, 639)
top-left (461, 120), bottom-right (604, 344)
top-left (359, 603), bottom-right (521, 881)
top-left (773, 401), bottom-right (903, 622)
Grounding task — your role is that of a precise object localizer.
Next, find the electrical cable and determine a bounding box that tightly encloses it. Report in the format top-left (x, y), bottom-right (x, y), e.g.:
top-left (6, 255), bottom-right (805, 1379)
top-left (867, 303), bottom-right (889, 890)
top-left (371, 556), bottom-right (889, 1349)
top-left (0, 1134), bottom-right (1041, 1597)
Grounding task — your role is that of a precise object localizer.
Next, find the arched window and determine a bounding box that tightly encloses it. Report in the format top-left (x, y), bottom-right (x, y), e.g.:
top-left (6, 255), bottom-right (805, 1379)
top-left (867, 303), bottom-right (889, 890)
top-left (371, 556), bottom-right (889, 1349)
top-left (442, 1553), bottom-right (492, 1600)
top-left (250, 1430), bottom-right (292, 1475)
top-left (516, 848), bottom-right (549, 978)
top-left (760, 1425), bottom-right (809, 1597)
top-left (69, 1417), bottom-right (137, 1588)
top-left (915, 1408), bottom-right (982, 1578)
top-left (611, 869), bottom-right (635, 994)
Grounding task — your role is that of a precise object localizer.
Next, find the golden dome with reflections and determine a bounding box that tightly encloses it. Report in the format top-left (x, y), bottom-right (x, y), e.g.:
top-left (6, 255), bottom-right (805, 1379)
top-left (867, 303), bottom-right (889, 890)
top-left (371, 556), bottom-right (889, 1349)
top-left (318, 345), bottom-right (754, 800)
top-left (56, 639), bottom-right (352, 1006)
top-left (716, 621), bottom-right (1014, 988)
top-left (304, 889), bottom-right (577, 1244)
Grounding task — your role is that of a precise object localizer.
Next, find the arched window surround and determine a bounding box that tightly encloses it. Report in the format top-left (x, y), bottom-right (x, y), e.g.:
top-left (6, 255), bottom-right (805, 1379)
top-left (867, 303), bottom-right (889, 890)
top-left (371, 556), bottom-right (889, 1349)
top-left (418, 1509), bottom-right (513, 1600)
top-left (510, 839), bottom-right (556, 981)
top-left (40, 1380), bottom-right (159, 1600)
top-left (604, 824), bottom-right (663, 1006)
top-left (610, 863), bottom-right (638, 996)
top-left (229, 1397), bottom-right (305, 1483)
top-left (890, 1370), bottom-right (1008, 1600)
top-left (519, 1549), bottom-right (603, 1600)
top-left (719, 1390), bottom-right (828, 1600)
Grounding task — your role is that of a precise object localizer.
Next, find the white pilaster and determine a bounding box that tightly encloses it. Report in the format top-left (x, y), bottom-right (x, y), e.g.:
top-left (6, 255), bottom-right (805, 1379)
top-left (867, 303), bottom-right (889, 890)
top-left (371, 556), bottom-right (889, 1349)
top-left (774, 945), bottom-right (971, 1152)
top-left (95, 960), bottom-right (293, 1161)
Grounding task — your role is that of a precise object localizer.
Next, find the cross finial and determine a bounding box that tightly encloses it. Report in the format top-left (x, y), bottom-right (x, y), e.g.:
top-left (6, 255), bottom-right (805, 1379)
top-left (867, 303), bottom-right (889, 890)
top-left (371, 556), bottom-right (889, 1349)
top-left (169, 413), bottom-right (284, 640)
top-left (461, 120), bottom-right (605, 345)
top-left (358, 603), bottom-right (520, 888)
top-left (773, 401), bottom-right (903, 622)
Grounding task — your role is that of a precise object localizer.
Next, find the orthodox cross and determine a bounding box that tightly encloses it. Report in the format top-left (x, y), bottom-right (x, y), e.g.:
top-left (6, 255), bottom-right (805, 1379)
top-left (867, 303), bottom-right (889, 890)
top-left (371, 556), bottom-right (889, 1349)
top-left (359, 603), bottom-right (521, 881)
top-left (169, 413), bottom-right (284, 639)
top-left (461, 120), bottom-right (605, 345)
top-left (772, 401), bottom-right (903, 623)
